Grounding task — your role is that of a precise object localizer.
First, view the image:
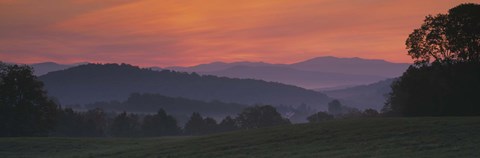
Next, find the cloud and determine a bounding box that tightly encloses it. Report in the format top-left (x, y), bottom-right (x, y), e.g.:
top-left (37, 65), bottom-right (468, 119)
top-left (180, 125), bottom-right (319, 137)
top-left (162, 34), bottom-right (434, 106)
top-left (0, 0), bottom-right (476, 66)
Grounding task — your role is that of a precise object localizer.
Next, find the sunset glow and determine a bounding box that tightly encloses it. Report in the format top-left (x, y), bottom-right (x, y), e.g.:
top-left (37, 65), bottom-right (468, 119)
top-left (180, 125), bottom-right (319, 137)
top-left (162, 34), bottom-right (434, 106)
top-left (0, 0), bottom-right (477, 66)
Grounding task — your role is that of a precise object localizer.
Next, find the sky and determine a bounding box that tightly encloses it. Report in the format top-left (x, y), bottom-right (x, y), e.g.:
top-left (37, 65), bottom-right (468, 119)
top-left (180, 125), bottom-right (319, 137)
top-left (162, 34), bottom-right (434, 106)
top-left (0, 0), bottom-right (478, 67)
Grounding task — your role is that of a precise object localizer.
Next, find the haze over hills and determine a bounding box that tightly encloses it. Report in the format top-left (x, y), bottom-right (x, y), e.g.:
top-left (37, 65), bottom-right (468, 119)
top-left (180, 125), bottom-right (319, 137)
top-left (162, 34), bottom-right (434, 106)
top-left (167, 56), bottom-right (409, 89)
top-left (207, 65), bottom-right (385, 89)
top-left (85, 93), bottom-right (248, 118)
top-left (321, 78), bottom-right (396, 110)
top-left (39, 63), bottom-right (331, 109)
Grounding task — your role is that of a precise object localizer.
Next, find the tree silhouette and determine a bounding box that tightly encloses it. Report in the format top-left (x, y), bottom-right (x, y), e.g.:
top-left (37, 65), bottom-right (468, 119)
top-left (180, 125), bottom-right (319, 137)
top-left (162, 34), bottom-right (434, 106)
top-left (203, 117), bottom-right (218, 134)
top-left (327, 100), bottom-right (342, 116)
top-left (110, 112), bottom-right (140, 137)
top-left (406, 3), bottom-right (480, 66)
top-left (236, 105), bottom-right (290, 129)
top-left (386, 3), bottom-right (480, 116)
top-left (184, 112), bottom-right (207, 135)
top-left (53, 108), bottom-right (107, 137)
top-left (142, 109), bottom-right (180, 136)
top-left (446, 4), bottom-right (480, 61)
top-left (84, 108), bottom-right (107, 136)
top-left (218, 116), bottom-right (238, 132)
top-left (0, 62), bottom-right (58, 137)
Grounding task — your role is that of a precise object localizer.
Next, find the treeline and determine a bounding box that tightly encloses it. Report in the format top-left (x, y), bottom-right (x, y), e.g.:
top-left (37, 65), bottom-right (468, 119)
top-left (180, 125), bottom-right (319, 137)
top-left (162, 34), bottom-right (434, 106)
top-left (82, 94), bottom-right (316, 124)
top-left (0, 62), bottom-right (57, 137)
top-left (307, 99), bottom-right (381, 123)
top-left (385, 62), bottom-right (480, 116)
top-left (51, 105), bottom-right (290, 137)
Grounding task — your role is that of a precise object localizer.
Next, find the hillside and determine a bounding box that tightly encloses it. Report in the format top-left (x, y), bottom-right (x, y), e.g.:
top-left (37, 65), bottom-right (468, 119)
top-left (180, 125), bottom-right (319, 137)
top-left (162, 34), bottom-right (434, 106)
top-left (39, 63), bottom-right (331, 108)
top-left (322, 79), bottom-right (395, 110)
top-left (86, 93), bottom-right (247, 117)
top-left (2, 117), bottom-right (479, 158)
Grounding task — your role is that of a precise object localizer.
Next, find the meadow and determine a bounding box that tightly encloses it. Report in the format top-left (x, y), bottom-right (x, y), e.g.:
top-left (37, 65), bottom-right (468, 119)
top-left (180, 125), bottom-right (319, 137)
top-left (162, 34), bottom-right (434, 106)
top-left (1, 117), bottom-right (479, 158)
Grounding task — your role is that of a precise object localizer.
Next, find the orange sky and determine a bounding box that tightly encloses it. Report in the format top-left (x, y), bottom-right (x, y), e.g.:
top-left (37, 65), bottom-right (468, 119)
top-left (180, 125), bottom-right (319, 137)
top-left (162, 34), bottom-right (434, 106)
top-left (0, 0), bottom-right (478, 66)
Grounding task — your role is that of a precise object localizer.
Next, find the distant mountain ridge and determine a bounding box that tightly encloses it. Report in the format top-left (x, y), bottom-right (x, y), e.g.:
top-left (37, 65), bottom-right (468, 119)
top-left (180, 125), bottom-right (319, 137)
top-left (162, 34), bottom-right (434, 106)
top-left (166, 56), bottom-right (409, 76)
top-left (289, 56), bottom-right (408, 76)
top-left (31, 56), bottom-right (410, 89)
top-left (39, 63), bottom-right (331, 109)
top-left (207, 65), bottom-right (385, 89)
top-left (166, 56), bottom-right (409, 89)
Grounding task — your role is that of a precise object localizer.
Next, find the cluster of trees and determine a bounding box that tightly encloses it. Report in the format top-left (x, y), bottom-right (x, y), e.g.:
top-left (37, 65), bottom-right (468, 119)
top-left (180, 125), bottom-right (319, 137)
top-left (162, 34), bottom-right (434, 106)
top-left (0, 63), bottom-right (57, 137)
top-left (183, 105), bottom-right (290, 136)
top-left (52, 108), bottom-right (180, 137)
top-left (84, 95), bottom-right (316, 124)
top-left (307, 100), bottom-right (380, 123)
top-left (56, 105), bottom-right (290, 137)
top-left (384, 3), bottom-right (480, 116)
top-left (10, 103), bottom-right (290, 137)
top-left (385, 62), bottom-right (480, 116)
top-left (52, 108), bottom-right (107, 137)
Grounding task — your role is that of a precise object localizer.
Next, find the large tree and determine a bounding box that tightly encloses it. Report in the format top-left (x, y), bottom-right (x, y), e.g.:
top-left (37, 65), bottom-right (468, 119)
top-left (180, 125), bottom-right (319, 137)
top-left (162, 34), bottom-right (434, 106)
top-left (327, 100), bottom-right (342, 116)
top-left (406, 3), bottom-right (480, 65)
top-left (385, 3), bottom-right (480, 116)
top-left (0, 62), bottom-right (58, 136)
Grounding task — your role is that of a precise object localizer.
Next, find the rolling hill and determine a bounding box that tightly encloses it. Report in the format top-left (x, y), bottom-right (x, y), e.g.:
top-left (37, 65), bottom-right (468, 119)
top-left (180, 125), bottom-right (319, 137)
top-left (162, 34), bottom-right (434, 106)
top-left (321, 78), bottom-right (396, 110)
top-left (39, 63), bottom-right (331, 108)
top-left (2, 117), bottom-right (479, 158)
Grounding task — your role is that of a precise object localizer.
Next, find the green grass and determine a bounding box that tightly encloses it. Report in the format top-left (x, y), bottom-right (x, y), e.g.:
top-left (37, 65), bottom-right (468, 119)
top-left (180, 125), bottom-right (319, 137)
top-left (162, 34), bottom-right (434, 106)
top-left (1, 117), bottom-right (480, 158)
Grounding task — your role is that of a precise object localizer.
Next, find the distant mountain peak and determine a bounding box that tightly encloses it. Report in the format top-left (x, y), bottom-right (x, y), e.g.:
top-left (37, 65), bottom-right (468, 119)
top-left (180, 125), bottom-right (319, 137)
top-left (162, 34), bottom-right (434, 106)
top-left (300, 56), bottom-right (390, 63)
top-left (289, 56), bottom-right (409, 77)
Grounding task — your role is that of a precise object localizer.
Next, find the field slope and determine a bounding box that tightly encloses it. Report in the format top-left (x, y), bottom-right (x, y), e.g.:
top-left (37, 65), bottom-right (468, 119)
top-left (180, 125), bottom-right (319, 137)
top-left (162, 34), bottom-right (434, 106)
top-left (1, 117), bottom-right (479, 158)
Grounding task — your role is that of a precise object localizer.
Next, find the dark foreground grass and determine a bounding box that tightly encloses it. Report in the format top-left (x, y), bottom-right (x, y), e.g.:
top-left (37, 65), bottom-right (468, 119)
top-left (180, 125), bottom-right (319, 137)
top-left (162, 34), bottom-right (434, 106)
top-left (1, 117), bottom-right (480, 158)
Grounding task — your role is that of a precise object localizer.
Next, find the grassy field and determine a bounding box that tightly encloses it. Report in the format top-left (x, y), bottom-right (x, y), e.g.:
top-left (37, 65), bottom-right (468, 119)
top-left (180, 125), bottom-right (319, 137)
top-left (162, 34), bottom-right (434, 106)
top-left (1, 117), bottom-right (480, 158)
